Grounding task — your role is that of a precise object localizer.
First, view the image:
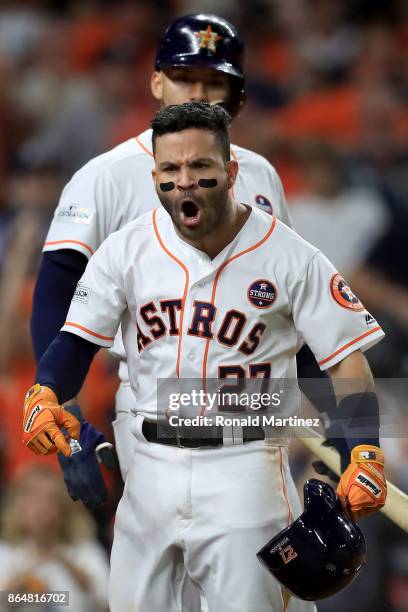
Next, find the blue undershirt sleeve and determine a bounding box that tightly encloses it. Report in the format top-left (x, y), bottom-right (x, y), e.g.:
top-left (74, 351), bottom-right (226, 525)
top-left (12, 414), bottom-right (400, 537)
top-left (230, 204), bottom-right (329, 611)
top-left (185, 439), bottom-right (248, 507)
top-left (36, 331), bottom-right (100, 404)
top-left (31, 250), bottom-right (87, 363)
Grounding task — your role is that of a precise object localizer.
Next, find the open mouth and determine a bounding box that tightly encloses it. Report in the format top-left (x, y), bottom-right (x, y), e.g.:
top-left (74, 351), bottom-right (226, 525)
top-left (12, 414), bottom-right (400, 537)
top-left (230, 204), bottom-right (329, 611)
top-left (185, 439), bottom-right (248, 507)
top-left (180, 200), bottom-right (201, 227)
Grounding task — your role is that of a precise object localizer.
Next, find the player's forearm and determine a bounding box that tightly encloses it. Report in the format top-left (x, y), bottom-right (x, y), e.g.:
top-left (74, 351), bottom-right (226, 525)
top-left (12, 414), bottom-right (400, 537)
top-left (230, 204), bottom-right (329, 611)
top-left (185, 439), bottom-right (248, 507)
top-left (297, 344), bottom-right (337, 413)
top-left (329, 350), bottom-right (375, 392)
top-left (328, 350), bottom-right (379, 454)
top-left (31, 250), bottom-right (87, 363)
top-left (297, 344), bottom-right (349, 465)
top-left (36, 332), bottom-right (100, 404)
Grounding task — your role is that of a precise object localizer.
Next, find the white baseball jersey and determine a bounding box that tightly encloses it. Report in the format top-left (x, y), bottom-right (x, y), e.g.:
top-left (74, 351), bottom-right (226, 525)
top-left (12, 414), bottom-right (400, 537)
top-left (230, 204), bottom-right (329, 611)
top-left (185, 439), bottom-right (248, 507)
top-left (62, 205), bottom-right (382, 612)
top-left (62, 205), bottom-right (384, 418)
top-left (43, 129), bottom-right (291, 386)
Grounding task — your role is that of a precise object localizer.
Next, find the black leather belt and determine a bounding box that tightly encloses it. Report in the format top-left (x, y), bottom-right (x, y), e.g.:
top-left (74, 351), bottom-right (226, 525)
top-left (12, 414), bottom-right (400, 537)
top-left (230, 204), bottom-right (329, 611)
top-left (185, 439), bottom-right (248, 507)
top-left (142, 420), bottom-right (265, 448)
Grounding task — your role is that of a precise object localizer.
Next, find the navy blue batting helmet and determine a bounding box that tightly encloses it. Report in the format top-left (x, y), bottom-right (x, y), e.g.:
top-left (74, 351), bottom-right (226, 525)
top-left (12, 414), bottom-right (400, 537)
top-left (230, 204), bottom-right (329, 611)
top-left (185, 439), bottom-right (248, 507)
top-left (155, 14), bottom-right (246, 117)
top-left (257, 479), bottom-right (367, 601)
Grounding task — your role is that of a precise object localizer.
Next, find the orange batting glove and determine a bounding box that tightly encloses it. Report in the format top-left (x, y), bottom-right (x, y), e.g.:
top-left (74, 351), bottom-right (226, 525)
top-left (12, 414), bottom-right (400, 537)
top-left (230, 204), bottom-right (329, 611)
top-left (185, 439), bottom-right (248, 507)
top-left (23, 384), bottom-right (81, 457)
top-left (337, 444), bottom-right (387, 521)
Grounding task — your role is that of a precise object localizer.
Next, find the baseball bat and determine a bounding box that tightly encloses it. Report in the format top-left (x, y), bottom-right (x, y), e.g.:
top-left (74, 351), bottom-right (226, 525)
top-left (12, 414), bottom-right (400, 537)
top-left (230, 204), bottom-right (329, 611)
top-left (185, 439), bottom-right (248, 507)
top-left (298, 428), bottom-right (408, 532)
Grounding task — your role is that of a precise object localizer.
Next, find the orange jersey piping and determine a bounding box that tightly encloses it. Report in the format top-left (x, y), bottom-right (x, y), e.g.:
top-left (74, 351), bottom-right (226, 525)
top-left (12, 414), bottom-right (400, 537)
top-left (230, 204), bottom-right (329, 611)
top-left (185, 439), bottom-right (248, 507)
top-left (279, 447), bottom-right (293, 525)
top-left (64, 322), bottom-right (114, 341)
top-left (135, 135), bottom-right (152, 157)
top-left (152, 209), bottom-right (189, 378)
top-left (318, 326), bottom-right (382, 366)
top-left (44, 239), bottom-right (94, 256)
top-left (278, 446), bottom-right (293, 612)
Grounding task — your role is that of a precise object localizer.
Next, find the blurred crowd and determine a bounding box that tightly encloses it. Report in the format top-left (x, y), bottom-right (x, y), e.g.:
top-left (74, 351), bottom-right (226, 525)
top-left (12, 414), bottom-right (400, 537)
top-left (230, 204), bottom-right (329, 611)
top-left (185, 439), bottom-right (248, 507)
top-left (0, 0), bottom-right (407, 611)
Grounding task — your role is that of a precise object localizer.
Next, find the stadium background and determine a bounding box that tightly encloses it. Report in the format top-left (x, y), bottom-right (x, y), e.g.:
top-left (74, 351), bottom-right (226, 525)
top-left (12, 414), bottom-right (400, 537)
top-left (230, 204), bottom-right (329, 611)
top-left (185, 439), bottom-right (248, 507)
top-left (0, 0), bottom-right (407, 610)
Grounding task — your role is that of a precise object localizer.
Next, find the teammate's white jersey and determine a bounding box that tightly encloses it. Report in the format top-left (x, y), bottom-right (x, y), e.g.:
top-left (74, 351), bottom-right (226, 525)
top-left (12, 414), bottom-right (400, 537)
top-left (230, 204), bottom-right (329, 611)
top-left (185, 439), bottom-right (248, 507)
top-left (44, 128), bottom-right (292, 382)
top-left (63, 206), bottom-right (384, 418)
top-left (43, 128), bottom-right (291, 259)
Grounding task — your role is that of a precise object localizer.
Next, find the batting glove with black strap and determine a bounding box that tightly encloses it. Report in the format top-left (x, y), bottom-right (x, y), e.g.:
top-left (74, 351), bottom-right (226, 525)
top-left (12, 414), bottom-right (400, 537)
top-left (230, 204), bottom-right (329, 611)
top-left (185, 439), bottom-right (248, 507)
top-left (23, 384), bottom-right (80, 456)
top-left (58, 404), bottom-right (119, 508)
top-left (337, 444), bottom-right (387, 521)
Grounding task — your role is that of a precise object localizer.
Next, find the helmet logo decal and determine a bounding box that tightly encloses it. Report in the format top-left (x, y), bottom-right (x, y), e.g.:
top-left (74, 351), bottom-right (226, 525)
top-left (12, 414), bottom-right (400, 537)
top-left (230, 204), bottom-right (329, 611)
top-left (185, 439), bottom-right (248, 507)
top-left (195, 25), bottom-right (222, 52)
top-left (279, 545), bottom-right (298, 565)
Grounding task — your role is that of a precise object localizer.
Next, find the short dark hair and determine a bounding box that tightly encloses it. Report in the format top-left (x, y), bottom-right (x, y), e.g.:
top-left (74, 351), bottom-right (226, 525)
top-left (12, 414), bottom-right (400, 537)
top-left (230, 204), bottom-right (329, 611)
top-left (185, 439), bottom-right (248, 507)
top-left (151, 102), bottom-right (232, 161)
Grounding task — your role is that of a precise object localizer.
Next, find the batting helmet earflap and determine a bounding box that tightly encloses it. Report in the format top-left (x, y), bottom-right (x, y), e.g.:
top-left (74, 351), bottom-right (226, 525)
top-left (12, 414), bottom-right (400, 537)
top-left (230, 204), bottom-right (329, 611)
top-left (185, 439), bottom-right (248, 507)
top-left (257, 479), bottom-right (367, 601)
top-left (155, 14), bottom-right (246, 117)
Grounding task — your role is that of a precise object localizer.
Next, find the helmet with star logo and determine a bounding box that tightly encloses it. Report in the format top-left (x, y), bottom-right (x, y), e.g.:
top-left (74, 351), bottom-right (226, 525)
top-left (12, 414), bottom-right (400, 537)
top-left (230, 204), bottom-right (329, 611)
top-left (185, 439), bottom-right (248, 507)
top-left (155, 13), bottom-right (246, 117)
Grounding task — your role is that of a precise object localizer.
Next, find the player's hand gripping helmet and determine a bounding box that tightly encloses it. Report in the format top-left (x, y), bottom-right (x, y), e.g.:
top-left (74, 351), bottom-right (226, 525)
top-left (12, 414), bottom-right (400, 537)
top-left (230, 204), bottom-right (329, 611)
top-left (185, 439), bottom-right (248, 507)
top-left (155, 13), bottom-right (246, 117)
top-left (257, 479), bottom-right (367, 600)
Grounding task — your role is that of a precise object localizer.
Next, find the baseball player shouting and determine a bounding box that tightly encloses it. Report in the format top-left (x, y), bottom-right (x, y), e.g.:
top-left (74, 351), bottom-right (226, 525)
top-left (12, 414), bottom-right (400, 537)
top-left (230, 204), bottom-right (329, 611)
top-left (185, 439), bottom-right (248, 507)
top-left (30, 13), bottom-right (292, 497)
top-left (24, 103), bottom-right (387, 611)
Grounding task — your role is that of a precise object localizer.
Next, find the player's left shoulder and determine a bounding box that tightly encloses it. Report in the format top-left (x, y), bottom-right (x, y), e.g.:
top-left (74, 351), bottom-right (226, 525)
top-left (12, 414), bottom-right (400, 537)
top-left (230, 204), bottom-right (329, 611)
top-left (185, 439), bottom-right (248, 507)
top-left (105, 208), bottom-right (156, 245)
top-left (254, 207), bottom-right (315, 250)
top-left (259, 208), bottom-right (320, 271)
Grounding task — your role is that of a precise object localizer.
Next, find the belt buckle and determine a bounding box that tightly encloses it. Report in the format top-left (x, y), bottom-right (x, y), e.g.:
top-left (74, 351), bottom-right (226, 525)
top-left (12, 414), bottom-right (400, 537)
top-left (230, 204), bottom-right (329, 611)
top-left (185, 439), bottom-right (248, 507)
top-left (175, 427), bottom-right (192, 448)
top-left (175, 426), bottom-right (203, 449)
top-left (175, 426), bottom-right (183, 448)
top-left (174, 425), bottom-right (222, 449)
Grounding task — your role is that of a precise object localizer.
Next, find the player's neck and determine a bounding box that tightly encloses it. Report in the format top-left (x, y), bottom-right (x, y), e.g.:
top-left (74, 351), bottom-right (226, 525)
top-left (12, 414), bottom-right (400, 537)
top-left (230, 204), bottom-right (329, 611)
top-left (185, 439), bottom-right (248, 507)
top-left (185, 201), bottom-right (250, 260)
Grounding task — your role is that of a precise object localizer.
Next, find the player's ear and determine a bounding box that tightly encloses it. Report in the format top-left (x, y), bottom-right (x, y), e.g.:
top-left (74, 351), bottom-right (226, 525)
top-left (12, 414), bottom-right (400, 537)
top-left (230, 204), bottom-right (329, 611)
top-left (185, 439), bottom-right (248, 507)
top-left (151, 169), bottom-right (157, 183)
top-left (226, 160), bottom-right (239, 190)
top-left (151, 71), bottom-right (163, 101)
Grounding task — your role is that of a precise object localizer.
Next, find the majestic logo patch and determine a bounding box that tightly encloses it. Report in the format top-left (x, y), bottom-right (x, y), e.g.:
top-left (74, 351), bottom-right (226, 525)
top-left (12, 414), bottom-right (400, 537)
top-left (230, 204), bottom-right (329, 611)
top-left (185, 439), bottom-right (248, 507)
top-left (330, 273), bottom-right (364, 311)
top-left (248, 280), bottom-right (277, 309)
top-left (73, 282), bottom-right (90, 304)
top-left (56, 205), bottom-right (94, 225)
top-left (194, 25), bottom-right (222, 52)
top-left (356, 472), bottom-right (382, 497)
top-left (255, 194), bottom-right (273, 215)
top-left (365, 312), bottom-right (376, 326)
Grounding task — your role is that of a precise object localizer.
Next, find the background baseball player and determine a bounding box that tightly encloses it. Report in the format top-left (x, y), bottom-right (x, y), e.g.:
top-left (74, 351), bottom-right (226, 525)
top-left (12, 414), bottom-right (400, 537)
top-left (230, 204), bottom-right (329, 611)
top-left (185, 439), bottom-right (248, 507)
top-left (23, 102), bottom-right (387, 611)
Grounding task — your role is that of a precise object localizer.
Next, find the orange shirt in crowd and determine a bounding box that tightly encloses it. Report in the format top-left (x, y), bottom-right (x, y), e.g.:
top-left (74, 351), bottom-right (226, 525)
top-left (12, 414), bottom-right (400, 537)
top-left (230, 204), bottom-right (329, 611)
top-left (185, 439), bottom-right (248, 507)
top-left (272, 84), bottom-right (408, 147)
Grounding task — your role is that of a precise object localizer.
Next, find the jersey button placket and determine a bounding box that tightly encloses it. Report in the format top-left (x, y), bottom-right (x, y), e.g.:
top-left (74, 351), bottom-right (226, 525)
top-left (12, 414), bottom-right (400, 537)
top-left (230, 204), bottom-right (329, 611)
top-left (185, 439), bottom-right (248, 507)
top-left (179, 285), bottom-right (194, 377)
